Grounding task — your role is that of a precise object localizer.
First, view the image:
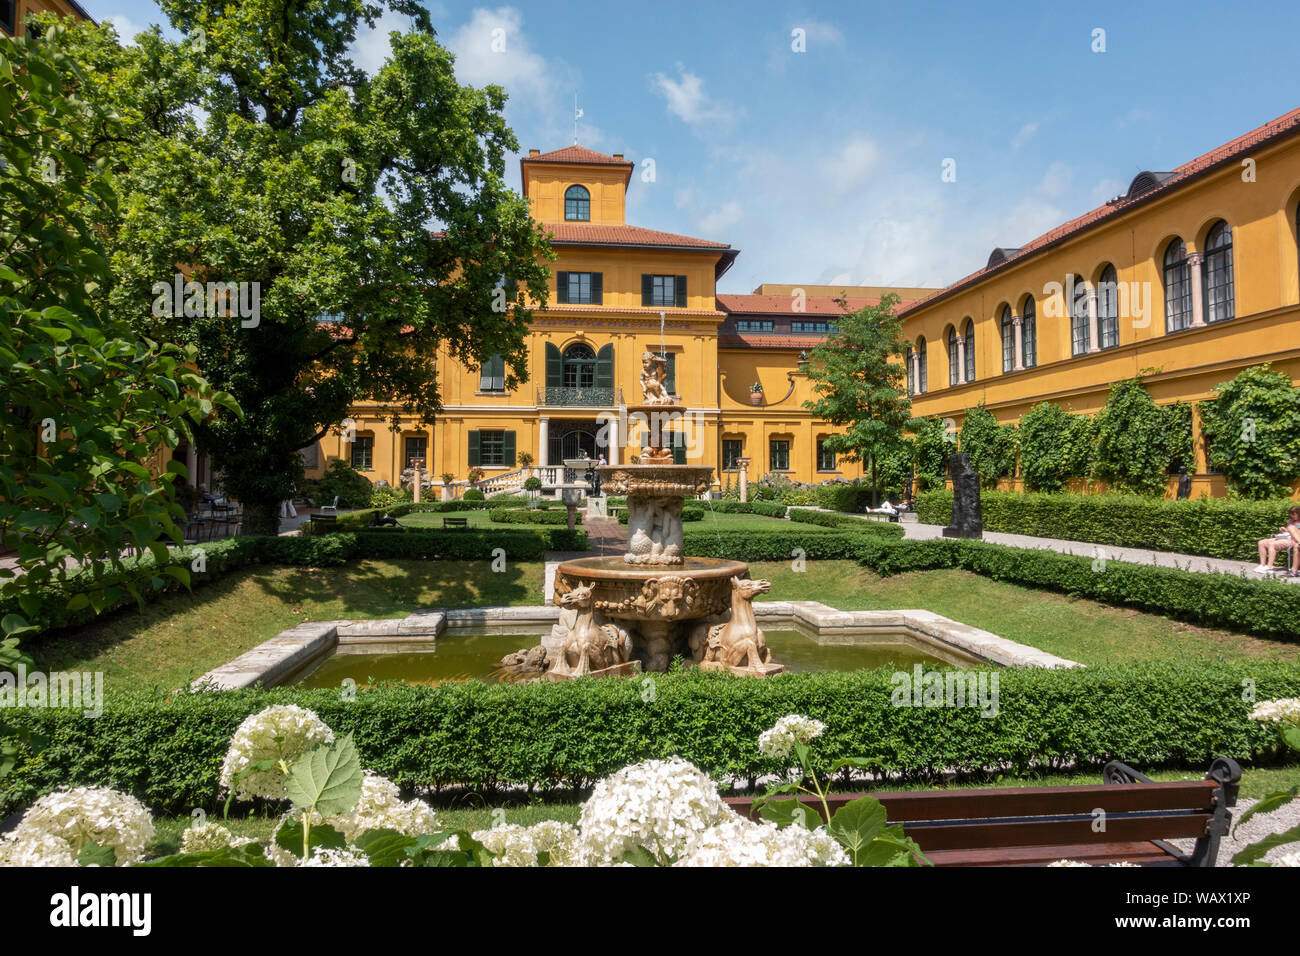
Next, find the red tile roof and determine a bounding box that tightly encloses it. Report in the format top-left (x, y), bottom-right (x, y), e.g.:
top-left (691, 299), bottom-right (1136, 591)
top-left (718, 293), bottom-right (924, 315)
top-left (522, 146), bottom-right (634, 167)
top-left (543, 222), bottom-right (731, 249)
top-left (719, 333), bottom-right (827, 349)
top-left (901, 105), bottom-right (1300, 316)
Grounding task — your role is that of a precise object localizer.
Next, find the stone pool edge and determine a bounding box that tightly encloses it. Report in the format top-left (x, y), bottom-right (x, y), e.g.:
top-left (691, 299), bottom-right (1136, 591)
top-left (193, 602), bottom-right (1080, 691)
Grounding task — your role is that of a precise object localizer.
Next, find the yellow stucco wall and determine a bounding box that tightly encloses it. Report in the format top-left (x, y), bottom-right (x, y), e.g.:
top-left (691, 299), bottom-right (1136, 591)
top-left (3, 0), bottom-right (88, 36)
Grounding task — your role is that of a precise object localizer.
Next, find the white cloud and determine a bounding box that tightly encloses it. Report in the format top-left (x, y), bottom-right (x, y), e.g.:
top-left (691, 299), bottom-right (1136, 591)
top-left (798, 19), bottom-right (844, 47)
top-left (102, 14), bottom-right (146, 45)
top-left (651, 64), bottom-right (733, 126)
top-left (350, 11), bottom-right (413, 75)
top-left (1036, 161), bottom-right (1073, 199)
top-left (820, 136), bottom-right (880, 193)
top-left (698, 200), bottom-right (744, 235)
top-left (1011, 121), bottom-right (1039, 151)
top-left (446, 7), bottom-right (557, 106)
top-left (1090, 177), bottom-right (1126, 204)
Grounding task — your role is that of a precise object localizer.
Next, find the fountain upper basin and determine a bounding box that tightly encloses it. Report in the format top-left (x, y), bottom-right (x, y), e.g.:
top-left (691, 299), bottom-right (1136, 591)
top-left (553, 555), bottom-right (748, 623)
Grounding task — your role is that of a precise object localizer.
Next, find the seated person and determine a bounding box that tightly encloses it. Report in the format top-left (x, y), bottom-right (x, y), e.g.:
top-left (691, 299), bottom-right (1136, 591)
top-left (1255, 505), bottom-right (1300, 573)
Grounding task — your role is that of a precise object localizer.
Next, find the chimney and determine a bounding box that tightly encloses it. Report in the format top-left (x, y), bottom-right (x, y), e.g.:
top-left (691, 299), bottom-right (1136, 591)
top-left (612, 153), bottom-right (624, 160)
top-left (528, 148), bottom-right (540, 157)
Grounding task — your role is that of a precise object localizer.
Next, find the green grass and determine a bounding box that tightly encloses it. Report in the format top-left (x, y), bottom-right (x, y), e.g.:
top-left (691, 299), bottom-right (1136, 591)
top-left (747, 560), bottom-right (1300, 666)
top-left (399, 510), bottom-right (572, 529)
top-left (147, 763), bottom-right (1300, 857)
top-left (29, 560), bottom-right (546, 691)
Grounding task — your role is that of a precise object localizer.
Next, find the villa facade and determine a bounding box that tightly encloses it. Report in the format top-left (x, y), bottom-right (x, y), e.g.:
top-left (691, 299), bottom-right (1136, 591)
top-left (1, 0), bottom-right (91, 37)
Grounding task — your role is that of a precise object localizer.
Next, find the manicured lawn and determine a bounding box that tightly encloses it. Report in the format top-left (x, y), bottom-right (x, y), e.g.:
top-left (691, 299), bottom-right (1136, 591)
top-left (400, 509), bottom-right (569, 529)
top-left (29, 560), bottom-right (546, 691)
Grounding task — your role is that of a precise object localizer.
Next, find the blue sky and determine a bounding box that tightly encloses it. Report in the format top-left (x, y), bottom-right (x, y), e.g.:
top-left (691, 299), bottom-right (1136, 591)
top-left (80, 1), bottom-right (1300, 293)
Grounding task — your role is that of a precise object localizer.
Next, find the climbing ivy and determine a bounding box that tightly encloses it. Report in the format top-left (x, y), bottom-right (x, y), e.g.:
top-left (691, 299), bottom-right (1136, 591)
top-left (1091, 378), bottom-right (1189, 496)
top-left (910, 417), bottom-right (954, 492)
top-left (1199, 365), bottom-right (1300, 499)
top-left (957, 405), bottom-right (1019, 489)
top-left (1017, 402), bottom-right (1093, 493)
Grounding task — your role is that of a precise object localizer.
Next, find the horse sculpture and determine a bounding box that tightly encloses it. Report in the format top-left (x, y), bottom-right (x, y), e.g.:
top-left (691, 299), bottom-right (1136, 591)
top-left (549, 583), bottom-right (632, 678)
top-left (698, 576), bottom-right (775, 672)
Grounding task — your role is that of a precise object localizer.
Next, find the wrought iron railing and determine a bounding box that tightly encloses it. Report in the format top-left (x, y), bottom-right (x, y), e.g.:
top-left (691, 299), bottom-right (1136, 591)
top-left (537, 386), bottom-right (621, 407)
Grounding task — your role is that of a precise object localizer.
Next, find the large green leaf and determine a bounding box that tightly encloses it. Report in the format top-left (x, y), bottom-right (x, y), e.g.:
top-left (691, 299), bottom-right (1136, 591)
top-left (1235, 787), bottom-right (1299, 829)
top-left (136, 843), bottom-right (273, 867)
top-left (1231, 822), bottom-right (1300, 866)
top-left (275, 820), bottom-right (346, 857)
top-left (77, 842), bottom-right (118, 867)
top-left (758, 797), bottom-right (822, 831)
top-left (284, 734), bottom-right (363, 816)
top-left (828, 796), bottom-right (888, 865)
top-left (353, 828), bottom-right (419, 867)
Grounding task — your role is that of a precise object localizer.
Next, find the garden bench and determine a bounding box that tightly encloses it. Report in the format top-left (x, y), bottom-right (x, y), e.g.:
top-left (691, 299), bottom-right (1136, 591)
top-left (725, 758), bottom-right (1241, 867)
top-left (308, 514), bottom-right (337, 528)
top-left (442, 517), bottom-right (469, 530)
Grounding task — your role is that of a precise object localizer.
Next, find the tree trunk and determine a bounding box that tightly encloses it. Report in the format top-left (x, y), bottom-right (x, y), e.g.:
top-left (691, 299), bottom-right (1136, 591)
top-left (242, 499), bottom-right (282, 537)
top-left (870, 454), bottom-right (879, 508)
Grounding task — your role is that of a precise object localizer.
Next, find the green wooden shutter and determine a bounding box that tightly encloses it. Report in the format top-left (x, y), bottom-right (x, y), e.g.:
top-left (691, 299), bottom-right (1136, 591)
top-left (674, 275), bottom-right (687, 308)
top-left (662, 352), bottom-right (676, 394)
top-left (595, 344), bottom-right (614, 388)
top-left (591, 272), bottom-right (603, 305)
top-left (503, 431), bottom-right (516, 468)
top-left (641, 274), bottom-right (653, 307)
top-left (556, 271), bottom-right (569, 304)
top-left (672, 432), bottom-right (687, 465)
top-left (545, 342), bottom-right (562, 387)
top-left (468, 431), bottom-right (481, 467)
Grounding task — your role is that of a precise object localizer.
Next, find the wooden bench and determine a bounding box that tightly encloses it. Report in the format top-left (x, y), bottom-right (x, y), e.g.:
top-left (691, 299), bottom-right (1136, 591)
top-left (725, 758), bottom-right (1241, 867)
top-left (442, 517), bottom-right (469, 530)
top-left (308, 513), bottom-right (337, 528)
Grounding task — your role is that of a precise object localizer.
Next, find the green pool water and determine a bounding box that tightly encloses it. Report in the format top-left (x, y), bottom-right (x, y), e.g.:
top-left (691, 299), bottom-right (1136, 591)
top-left (292, 629), bottom-right (967, 688)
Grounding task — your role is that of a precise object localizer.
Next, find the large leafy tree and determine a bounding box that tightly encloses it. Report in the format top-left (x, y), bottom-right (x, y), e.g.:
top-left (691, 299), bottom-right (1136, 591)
top-left (803, 294), bottom-right (912, 505)
top-left (1091, 378), bottom-right (1190, 496)
top-left (1199, 365), bottom-right (1300, 499)
top-left (55, 2), bottom-right (553, 533)
top-left (0, 27), bottom-right (226, 639)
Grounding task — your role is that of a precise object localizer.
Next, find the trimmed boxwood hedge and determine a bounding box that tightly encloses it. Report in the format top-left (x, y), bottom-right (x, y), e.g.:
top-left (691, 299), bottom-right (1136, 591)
top-left (707, 500), bottom-right (788, 518)
top-left (814, 483), bottom-right (877, 513)
top-left (301, 496), bottom-right (534, 534)
top-left (682, 530), bottom-right (866, 561)
top-left (914, 489), bottom-right (1293, 561)
top-left (5, 528), bottom-right (588, 637)
top-left (489, 507), bottom-right (581, 526)
top-left (3, 660), bottom-right (1296, 813)
top-left (787, 508), bottom-right (907, 538)
top-left (616, 506), bottom-right (705, 525)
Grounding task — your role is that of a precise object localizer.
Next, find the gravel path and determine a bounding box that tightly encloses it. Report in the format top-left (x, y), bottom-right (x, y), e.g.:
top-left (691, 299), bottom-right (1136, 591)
top-left (1170, 796), bottom-right (1300, 866)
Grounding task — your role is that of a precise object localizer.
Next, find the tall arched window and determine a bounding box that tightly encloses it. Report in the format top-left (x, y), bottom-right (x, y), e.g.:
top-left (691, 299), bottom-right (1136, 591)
top-left (562, 343), bottom-right (595, 387)
top-left (1021, 296), bottom-right (1037, 368)
top-left (905, 346), bottom-right (915, 395)
top-left (564, 185), bottom-right (590, 221)
top-left (963, 319), bottom-right (975, 382)
top-left (1164, 238), bottom-right (1192, 331)
top-left (917, 337), bottom-right (927, 393)
top-left (1203, 220), bottom-right (1234, 323)
top-left (946, 327), bottom-right (960, 386)
top-left (1070, 275), bottom-right (1090, 355)
top-left (1000, 305), bottom-right (1015, 373)
top-left (1098, 264), bottom-right (1119, 349)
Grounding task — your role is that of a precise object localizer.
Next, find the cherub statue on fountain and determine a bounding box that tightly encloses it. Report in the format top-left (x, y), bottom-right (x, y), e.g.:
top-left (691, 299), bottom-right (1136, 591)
top-left (639, 351), bottom-right (674, 406)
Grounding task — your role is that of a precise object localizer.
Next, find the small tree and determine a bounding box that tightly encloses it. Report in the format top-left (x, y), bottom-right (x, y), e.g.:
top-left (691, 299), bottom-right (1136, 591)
top-left (957, 405), bottom-right (1018, 489)
top-left (1092, 378), bottom-right (1188, 496)
top-left (1199, 365), bottom-right (1300, 499)
top-left (803, 294), bottom-right (911, 506)
top-left (1018, 402), bottom-right (1094, 493)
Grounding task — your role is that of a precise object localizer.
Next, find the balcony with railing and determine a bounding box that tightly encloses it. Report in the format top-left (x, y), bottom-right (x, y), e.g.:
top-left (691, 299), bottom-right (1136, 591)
top-left (536, 385), bottom-right (622, 407)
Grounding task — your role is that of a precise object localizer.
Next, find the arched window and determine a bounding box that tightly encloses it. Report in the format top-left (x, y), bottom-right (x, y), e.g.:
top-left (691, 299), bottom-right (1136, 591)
top-left (1203, 220), bottom-right (1234, 323)
top-left (1022, 296), bottom-right (1037, 368)
top-left (1000, 305), bottom-right (1015, 373)
top-left (963, 319), bottom-right (975, 383)
top-left (1098, 264), bottom-right (1119, 349)
top-left (917, 337), bottom-right (927, 393)
top-left (1070, 275), bottom-right (1090, 355)
top-left (946, 327), bottom-right (960, 386)
top-left (905, 346), bottom-right (915, 395)
top-left (1164, 238), bottom-right (1192, 331)
top-left (564, 185), bottom-right (590, 221)
top-left (562, 343), bottom-right (596, 387)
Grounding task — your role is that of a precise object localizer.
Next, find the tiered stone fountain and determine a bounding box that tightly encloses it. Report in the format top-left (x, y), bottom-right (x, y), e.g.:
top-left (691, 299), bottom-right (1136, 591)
top-left (538, 352), bottom-right (784, 679)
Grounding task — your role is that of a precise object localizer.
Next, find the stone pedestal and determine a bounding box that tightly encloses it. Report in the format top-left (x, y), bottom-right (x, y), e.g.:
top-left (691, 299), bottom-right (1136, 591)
top-left (942, 452), bottom-right (983, 539)
top-left (737, 457), bottom-right (751, 503)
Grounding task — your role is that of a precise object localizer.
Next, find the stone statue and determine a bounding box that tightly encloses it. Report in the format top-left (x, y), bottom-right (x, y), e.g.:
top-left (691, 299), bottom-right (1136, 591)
top-left (639, 351), bottom-right (673, 405)
top-left (698, 577), bottom-right (780, 673)
top-left (547, 583), bottom-right (632, 679)
top-left (1176, 466), bottom-right (1192, 500)
top-left (942, 453), bottom-right (982, 539)
top-left (903, 474), bottom-right (914, 512)
top-left (625, 495), bottom-right (684, 565)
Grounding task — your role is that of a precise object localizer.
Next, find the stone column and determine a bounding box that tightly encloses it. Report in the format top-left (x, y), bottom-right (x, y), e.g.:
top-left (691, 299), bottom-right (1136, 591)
top-left (1086, 287), bottom-right (1100, 352)
top-left (1013, 315), bottom-right (1024, 371)
top-left (737, 457), bottom-right (751, 503)
top-left (956, 335), bottom-right (967, 385)
top-left (608, 411), bottom-right (621, 466)
top-left (185, 445), bottom-right (199, 488)
top-left (411, 458), bottom-right (423, 504)
top-left (538, 416), bottom-right (550, 466)
top-left (1187, 252), bottom-right (1206, 327)
top-left (910, 350), bottom-right (920, 394)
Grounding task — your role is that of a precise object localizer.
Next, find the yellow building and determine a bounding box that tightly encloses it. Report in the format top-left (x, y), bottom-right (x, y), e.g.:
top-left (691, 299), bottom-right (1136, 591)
top-left (896, 106), bottom-right (1300, 497)
top-left (1, 0), bottom-right (90, 37)
top-left (319, 146), bottom-right (931, 493)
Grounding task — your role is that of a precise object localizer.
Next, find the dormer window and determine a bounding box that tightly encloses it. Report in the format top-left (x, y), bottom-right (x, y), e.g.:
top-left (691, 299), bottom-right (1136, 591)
top-left (564, 185), bottom-right (590, 221)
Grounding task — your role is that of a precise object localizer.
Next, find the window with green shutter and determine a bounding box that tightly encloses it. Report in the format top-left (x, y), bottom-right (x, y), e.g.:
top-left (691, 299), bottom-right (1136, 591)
top-left (558, 272), bottom-right (602, 305)
top-left (642, 275), bottom-right (686, 308)
top-left (479, 354), bottom-right (505, 391)
top-left (351, 435), bottom-right (374, 470)
top-left (769, 439), bottom-right (790, 472)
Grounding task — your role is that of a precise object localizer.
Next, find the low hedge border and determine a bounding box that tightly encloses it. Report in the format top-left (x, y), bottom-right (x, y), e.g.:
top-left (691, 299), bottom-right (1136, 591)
top-left (6, 528), bottom-right (588, 638)
top-left (682, 530), bottom-right (865, 561)
top-left (3, 661), bottom-right (1296, 813)
top-left (914, 490), bottom-right (1294, 561)
top-left (301, 497), bottom-right (532, 534)
top-left (787, 508), bottom-right (907, 538)
top-left (489, 508), bottom-right (581, 526)
top-left (616, 506), bottom-right (705, 525)
top-left (706, 500), bottom-right (789, 518)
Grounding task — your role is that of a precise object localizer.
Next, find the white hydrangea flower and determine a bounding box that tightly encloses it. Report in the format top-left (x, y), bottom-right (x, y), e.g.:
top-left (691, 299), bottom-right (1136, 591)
top-left (299, 846), bottom-right (370, 867)
top-left (758, 715), bottom-right (826, 759)
top-left (1272, 851), bottom-right (1300, 867)
top-left (1249, 698), bottom-right (1300, 728)
top-left (677, 818), bottom-right (849, 867)
top-left (220, 704), bottom-right (335, 801)
top-left (578, 757), bottom-right (734, 864)
top-left (180, 821), bottom-right (255, 854)
top-left (471, 820), bottom-right (581, 867)
top-left (4, 787), bottom-right (154, 865)
top-left (0, 830), bottom-right (78, 867)
top-left (324, 772), bottom-right (438, 842)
